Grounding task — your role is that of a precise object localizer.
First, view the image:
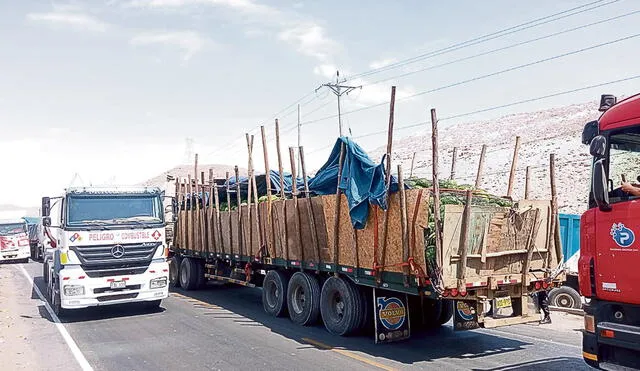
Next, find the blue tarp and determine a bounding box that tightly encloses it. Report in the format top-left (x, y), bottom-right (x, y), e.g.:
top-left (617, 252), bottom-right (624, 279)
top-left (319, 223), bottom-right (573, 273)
top-left (184, 137), bottom-right (402, 229)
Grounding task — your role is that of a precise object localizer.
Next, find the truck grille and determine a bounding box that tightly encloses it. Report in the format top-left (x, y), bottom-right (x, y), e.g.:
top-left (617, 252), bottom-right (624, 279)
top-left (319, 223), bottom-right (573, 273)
top-left (70, 242), bottom-right (160, 278)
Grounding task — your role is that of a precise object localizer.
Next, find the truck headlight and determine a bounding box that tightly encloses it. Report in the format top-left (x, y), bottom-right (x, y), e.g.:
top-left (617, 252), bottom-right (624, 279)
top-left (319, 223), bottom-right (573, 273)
top-left (150, 277), bottom-right (167, 289)
top-left (63, 285), bottom-right (85, 296)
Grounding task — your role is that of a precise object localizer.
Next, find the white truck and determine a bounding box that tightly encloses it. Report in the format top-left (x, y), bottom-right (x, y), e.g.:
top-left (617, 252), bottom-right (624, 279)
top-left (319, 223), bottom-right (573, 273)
top-left (41, 186), bottom-right (174, 316)
top-left (0, 219), bottom-right (31, 263)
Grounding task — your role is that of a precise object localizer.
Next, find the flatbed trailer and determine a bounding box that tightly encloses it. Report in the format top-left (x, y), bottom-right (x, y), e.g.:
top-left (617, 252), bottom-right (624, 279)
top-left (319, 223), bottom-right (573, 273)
top-left (169, 111), bottom-right (564, 342)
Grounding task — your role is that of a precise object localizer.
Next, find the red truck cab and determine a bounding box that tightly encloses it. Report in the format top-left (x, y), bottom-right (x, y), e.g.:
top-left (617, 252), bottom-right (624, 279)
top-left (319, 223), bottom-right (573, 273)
top-left (581, 93), bottom-right (640, 369)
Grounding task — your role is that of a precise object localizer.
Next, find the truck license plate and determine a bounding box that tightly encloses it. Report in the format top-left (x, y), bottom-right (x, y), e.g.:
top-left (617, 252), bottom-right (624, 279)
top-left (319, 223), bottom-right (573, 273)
top-left (110, 280), bottom-right (126, 289)
top-left (495, 296), bottom-right (512, 309)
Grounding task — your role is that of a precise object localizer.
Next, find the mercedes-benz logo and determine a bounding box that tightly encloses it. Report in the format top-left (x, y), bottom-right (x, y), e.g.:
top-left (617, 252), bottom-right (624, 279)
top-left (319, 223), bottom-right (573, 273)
top-left (111, 245), bottom-right (125, 258)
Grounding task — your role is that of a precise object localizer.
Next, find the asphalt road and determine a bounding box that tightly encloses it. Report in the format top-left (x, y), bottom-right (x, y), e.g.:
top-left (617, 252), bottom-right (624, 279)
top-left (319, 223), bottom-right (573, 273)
top-left (6, 261), bottom-right (590, 370)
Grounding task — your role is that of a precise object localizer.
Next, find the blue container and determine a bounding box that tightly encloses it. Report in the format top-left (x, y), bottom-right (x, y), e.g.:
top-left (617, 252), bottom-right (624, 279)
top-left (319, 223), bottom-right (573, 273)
top-left (559, 213), bottom-right (581, 262)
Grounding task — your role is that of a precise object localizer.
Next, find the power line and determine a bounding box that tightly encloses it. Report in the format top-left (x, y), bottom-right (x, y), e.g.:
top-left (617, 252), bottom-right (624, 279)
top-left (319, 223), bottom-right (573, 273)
top-left (301, 33), bottom-right (640, 127)
top-left (306, 73), bottom-right (640, 155)
top-left (366, 9), bottom-right (640, 87)
top-left (346, 0), bottom-right (619, 81)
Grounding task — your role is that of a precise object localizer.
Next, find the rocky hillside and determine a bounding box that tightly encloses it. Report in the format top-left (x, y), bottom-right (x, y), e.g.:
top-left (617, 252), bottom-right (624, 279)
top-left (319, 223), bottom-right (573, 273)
top-left (141, 164), bottom-right (248, 195)
top-left (371, 100), bottom-right (604, 214)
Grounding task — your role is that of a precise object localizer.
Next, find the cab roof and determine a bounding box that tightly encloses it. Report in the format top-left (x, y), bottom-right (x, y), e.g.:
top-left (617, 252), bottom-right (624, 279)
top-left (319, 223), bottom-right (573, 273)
top-left (600, 93), bottom-right (640, 131)
top-left (66, 186), bottom-right (162, 195)
top-left (0, 219), bottom-right (27, 225)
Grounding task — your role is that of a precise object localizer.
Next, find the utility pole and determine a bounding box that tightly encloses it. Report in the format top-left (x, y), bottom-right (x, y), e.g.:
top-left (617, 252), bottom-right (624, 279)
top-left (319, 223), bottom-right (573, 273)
top-left (315, 70), bottom-right (361, 136)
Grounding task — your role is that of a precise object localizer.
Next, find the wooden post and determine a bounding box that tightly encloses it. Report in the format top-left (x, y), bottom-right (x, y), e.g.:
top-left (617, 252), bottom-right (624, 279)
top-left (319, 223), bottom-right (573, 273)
top-left (208, 169), bottom-right (216, 254)
top-left (475, 144), bottom-right (487, 189)
top-left (378, 86), bottom-right (396, 282)
top-left (245, 134), bottom-right (254, 256)
top-left (178, 179), bottom-right (185, 250)
top-left (450, 147), bottom-right (458, 181)
top-left (194, 155), bottom-right (200, 253)
top-left (212, 171), bottom-right (224, 255)
top-left (289, 147), bottom-right (303, 267)
top-left (234, 165), bottom-right (243, 258)
top-left (549, 153), bottom-right (563, 265)
top-left (457, 190), bottom-right (473, 291)
top-left (275, 119), bottom-right (289, 264)
top-left (332, 143), bottom-right (346, 273)
top-left (299, 146), bottom-right (321, 269)
top-left (524, 166), bottom-right (531, 200)
top-left (431, 108), bottom-right (443, 270)
top-left (225, 171), bottom-right (233, 255)
top-left (507, 136), bottom-right (521, 198)
top-left (409, 152), bottom-right (416, 178)
top-left (398, 164), bottom-right (410, 287)
top-left (200, 171), bottom-right (207, 255)
top-left (187, 174), bottom-right (193, 252)
top-left (260, 125), bottom-right (274, 258)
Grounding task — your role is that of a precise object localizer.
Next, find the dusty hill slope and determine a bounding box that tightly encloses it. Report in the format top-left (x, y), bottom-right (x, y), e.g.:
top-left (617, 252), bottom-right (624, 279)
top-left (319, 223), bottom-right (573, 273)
top-left (371, 100), bottom-right (603, 214)
top-left (141, 164), bottom-right (248, 194)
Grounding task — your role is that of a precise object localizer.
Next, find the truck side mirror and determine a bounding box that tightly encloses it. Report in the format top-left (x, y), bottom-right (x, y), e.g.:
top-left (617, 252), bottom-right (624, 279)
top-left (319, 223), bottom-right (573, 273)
top-left (593, 158), bottom-right (611, 212)
top-left (41, 197), bottom-right (51, 217)
top-left (42, 216), bottom-right (51, 227)
top-left (589, 135), bottom-right (607, 158)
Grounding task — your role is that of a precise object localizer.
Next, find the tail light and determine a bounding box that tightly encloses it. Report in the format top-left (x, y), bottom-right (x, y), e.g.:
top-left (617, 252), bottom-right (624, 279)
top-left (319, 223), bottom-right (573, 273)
top-left (442, 290), bottom-right (449, 297)
top-left (450, 288), bottom-right (459, 297)
top-left (542, 281), bottom-right (549, 289)
top-left (460, 290), bottom-right (468, 297)
top-left (535, 281), bottom-right (542, 290)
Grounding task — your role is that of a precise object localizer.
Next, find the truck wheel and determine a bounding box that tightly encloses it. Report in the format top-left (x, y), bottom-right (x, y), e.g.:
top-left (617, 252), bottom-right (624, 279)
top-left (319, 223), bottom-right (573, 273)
top-left (287, 272), bottom-right (321, 326)
top-left (438, 300), bottom-right (454, 325)
top-left (179, 258), bottom-right (198, 290)
top-left (549, 287), bottom-right (582, 309)
top-left (169, 256), bottom-right (181, 288)
top-left (196, 260), bottom-right (206, 289)
top-left (357, 286), bottom-right (373, 334)
top-left (43, 261), bottom-right (50, 284)
top-left (320, 276), bottom-right (362, 336)
top-left (51, 282), bottom-right (67, 318)
top-left (262, 270), bottom-right (289, 317)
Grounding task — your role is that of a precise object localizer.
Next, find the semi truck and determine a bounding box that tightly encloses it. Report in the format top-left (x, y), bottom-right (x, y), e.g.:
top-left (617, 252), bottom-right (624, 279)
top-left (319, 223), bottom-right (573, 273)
top-left (580, 93), bottom-right (640, 369)
top-left (0, 219), bottom-right (30, 263)
top-left (41, 186), bottom-right (173, 316)
top-left (169, 124), bottom-right (565, 343)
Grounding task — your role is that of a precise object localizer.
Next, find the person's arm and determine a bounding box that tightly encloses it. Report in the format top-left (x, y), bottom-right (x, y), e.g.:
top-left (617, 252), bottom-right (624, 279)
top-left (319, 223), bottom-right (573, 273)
top-left (621, 182), bottom-right (640, 196)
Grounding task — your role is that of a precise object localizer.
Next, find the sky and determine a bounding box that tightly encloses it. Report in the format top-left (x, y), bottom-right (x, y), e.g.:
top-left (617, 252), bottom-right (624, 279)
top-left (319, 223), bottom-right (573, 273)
top-left (1, 0), bottom-right (639, 208)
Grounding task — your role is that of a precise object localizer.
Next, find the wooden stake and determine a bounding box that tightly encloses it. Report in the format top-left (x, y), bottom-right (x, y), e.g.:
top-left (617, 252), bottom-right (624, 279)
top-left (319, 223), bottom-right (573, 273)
top-left (549, 153), bottom-right (563, 265)
top-left (475, 144), bottom-right (487, 189)
top-left (378, 86), bottom-right (396, 282)
top-left (409, 152), bottom-right (416, 178)
top-left (507, 136), bottom-right (521, 198)
top-left (457, 190), bottom-right (473, 291)
top-left (194, 155), bottom-right (199, 253)
top-left (246, 134), bottom-right (254, 256)
top-left (524, 166), bottom-right (531, 200)
top-left (275, 119), bottom-right (289, 264)
top-left (450, 147), bottom-right (458, 181)
top-left (332, 142), bottom-right (346, 273)
top-left (299, 146), bottom-right (321, 269)
top-left (208, 169), bottom-right (216, 254)
top-left (431, 108), bottom-right (443, 270)
top-left (398, 164), bottom-right (410, 287)
top-left (289, 147), bottom-right (303, 267)
top-left (234, 165), bottom-right (243, 258)
top-left (225, 171), bottom-right (233, 254)
top-left (187, 174), bottom-right (193, 252)
top-left (260, 125), bottom-right (274, 258)
top-left (200, 171), bottom-right (207, 255)
top-left (212, 171), bottom-right (224, 255)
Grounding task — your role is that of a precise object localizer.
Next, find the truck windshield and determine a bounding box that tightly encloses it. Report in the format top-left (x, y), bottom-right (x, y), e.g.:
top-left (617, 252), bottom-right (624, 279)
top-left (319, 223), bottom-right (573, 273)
top-left (609, 128), bottom-right (640, 187)
top-left (0, 223), bottom-right (27, 236)
top-left (67, 195), bottom-right (163, 227)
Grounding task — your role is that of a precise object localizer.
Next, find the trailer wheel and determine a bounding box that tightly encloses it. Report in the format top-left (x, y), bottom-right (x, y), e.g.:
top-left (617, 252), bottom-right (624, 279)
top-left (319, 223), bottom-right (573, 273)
top-left (287, 272), bottom-right (321, 326)
top-left (195, 260), bottom-right (206, 289)
top-left (179, 258), bottom-right (198, 290)
top-left (549, 286), bottom-right (582, 309)
top-left (320, 276), bottom-right (361, 336)
top-left (43, 260), bottom-right (50, 284)
top-left (169, 256), bottom-right (181, 288)
top-left (262, 270), bottom-right (289, 317)
top-left (438, 300), bottom-right (454, 325)
top-left (357, 286), bottom-right (373, 334)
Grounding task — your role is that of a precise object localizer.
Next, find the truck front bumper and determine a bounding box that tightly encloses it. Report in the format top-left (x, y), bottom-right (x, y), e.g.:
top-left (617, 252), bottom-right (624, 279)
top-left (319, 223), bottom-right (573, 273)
top-left (59, 261), bottom-right (169, 309)
top-left (583, 299), bottom-right (640, 370)
top-left (0, 248), bottom-right (30, 262)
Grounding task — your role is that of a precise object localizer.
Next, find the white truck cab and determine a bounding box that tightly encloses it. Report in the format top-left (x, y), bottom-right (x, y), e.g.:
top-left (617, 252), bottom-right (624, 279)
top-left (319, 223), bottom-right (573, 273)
top-left (0, 219), bottom-right (30, 263)
top-left (42, 186), bottom-right (175, 316)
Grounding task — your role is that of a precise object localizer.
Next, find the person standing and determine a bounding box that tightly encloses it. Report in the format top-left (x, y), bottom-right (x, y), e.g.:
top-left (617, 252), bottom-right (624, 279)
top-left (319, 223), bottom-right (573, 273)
top-left (538, 289), bottom-right (551, 324)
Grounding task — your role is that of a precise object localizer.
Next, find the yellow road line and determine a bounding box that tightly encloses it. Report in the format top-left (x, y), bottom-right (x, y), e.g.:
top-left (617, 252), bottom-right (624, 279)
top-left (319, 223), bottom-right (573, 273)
top-left (302, 337), bottom-right (397, 371)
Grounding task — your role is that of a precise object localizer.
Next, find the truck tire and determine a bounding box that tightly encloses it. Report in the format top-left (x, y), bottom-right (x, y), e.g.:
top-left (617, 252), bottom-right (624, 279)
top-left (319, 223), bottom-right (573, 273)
top-left (51, 278), bottom-right (67, 318)
top-left (287, 272), bottom-right (321, 326)
top-left (169, 256), bottom-right (181, 288)
top-left (179, 258), bottom-right (198, 290)
top-left (196, 260), bottom-right (206, 289)
top-left (43, 260), bottom-right (50, 284)
top-left (320, 276), bottom-right (362, 336)
top-left (438, 300), bottom-right (454, 325)
top-left (410, 297), bottom-right (443, 330)
top-left (262, 270), bottom-right (289, 317)
top-left (357, 286), bottom-right (373, 334)
top-left (549, 286), bottom-right (582, 309)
